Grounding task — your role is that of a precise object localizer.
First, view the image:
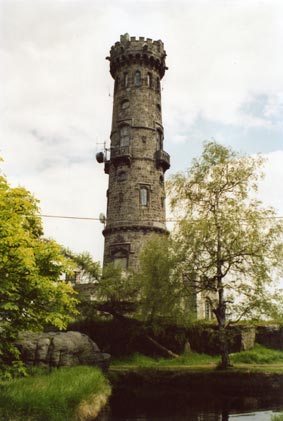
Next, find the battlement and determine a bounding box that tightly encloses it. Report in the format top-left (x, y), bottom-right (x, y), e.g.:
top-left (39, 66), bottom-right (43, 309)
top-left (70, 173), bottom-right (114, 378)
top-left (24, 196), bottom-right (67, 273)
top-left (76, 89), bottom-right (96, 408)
top-left (111, 33), bottom-right (165, 54)
top-left (107, 33), bottom-right (167, 79)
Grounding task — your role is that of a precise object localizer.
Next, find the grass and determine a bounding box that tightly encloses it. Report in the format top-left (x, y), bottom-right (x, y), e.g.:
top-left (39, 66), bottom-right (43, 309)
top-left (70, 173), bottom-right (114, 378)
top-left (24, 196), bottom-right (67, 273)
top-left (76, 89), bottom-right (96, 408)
top-left (230, 344), bottom-right (283, 365)
top-left (0, 366), bottom-right (111, 421)
top-left (1, 345), bottom-right (282, 420)
top-left (111, 351), bottom-right (219, 367)
top-left (111, 344), bottom-right (283, 369)
top-left (272, 414), bottom-right (283, 421)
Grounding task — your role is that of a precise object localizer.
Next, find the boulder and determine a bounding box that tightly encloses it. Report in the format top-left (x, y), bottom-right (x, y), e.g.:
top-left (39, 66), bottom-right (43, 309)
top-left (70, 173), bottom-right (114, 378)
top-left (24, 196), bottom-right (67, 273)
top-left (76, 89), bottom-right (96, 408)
top-left (15, 331), bottom-right (110, 371)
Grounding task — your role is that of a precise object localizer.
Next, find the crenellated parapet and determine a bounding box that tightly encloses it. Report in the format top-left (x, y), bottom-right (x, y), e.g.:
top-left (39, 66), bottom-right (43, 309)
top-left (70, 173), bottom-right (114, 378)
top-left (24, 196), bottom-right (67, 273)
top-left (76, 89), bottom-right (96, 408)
top-left (106, 33), bottom-right (168, 79)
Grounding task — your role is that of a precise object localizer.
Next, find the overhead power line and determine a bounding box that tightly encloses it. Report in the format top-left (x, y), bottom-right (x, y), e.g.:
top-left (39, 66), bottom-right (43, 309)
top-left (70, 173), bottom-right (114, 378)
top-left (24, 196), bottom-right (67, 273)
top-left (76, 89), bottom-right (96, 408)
top-left (38, 214), bottom-right (101, 221)
top-left (32, 213), bottom-right (283, 223)
top-left (35, 214), bottom-right (179, 222)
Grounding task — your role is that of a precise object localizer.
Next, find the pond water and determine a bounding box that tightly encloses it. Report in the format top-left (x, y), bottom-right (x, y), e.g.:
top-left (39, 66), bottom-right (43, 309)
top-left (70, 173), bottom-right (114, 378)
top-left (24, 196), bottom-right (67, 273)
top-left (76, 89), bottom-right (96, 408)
top-left (101, 388), bottom-right (283, 420)
top-left (106, 412), bottom-right (280, 421)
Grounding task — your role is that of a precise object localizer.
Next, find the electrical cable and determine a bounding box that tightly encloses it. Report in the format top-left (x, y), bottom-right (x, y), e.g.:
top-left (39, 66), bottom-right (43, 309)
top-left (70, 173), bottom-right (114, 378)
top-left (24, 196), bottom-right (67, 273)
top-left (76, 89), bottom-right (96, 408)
top-left (31, 213), bottom-right (283, 223)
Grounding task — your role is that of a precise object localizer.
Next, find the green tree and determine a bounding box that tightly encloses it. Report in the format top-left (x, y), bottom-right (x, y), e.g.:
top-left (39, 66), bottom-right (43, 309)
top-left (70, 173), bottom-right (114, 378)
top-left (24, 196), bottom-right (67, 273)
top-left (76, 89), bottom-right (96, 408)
top-left (132, 235), bottom-right (185, 324)
top-left (94, 244), bottom-right (182, 358)
top-left (0, 163), bottom-right (78, 377)
top-left (94, 263), bottom-right (139, 318)
top-left (94, 237), bottom-right (181, 323)
top-left (167, 142), bottom-right (283, 368)
top-left (63, 249), bottom-right (101, 283)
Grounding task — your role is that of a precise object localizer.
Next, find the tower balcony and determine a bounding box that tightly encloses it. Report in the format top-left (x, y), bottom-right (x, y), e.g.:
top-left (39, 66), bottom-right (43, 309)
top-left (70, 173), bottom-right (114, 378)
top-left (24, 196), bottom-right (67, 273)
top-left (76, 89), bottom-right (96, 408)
top-left (155, 150), bottom-right (170, 171)
top-left (110, 145), bottom-right (132, 166)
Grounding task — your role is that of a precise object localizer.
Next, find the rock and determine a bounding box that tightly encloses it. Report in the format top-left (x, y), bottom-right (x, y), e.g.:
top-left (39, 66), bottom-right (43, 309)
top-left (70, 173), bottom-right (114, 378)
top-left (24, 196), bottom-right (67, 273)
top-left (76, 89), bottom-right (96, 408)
top-left (15, 331), bottom-right (110, 371)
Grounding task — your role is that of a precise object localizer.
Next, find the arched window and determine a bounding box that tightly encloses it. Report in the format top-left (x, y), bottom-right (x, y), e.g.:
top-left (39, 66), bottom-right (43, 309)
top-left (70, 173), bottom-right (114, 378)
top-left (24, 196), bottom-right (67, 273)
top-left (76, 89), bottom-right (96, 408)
top-left (114, 256), bottom-right (128, 270)
top-left (156, 130), bottom-right (163, 150)
top-left (147, 73), bottom-right (152, 87)
top-left (205, 300), bottom-right (211, 320)
top-left (124, 73), bottom-right (128, 88)
top-left (140, 186), bottom-right (149, 206)
top-left (110, 244), bottom-right (130, 271)
top-left (156, 77), bottom-right (160, 91)
top-left (120, 125), bottom-right (130, 146)
top-left (114, 76), bottom-right (119, 93)
top-left (135, 70), bottom-right (141, 87)
top-left (117, 170), bottom-right (127, 182)
top-left (121, 99), bottom-right (129, 110)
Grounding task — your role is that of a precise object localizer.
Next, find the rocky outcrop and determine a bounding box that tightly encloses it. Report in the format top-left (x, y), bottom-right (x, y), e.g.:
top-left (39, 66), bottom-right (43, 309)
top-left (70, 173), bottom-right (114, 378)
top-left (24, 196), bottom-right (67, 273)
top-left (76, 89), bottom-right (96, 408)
top-left (15, 331), bottom-right (110, 371)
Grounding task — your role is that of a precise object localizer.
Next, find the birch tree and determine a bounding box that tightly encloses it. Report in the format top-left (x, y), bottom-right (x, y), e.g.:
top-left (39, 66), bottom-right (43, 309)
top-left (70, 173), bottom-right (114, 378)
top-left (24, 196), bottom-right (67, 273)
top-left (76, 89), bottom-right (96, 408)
top-left (167, 142), bottom-right (283, 368)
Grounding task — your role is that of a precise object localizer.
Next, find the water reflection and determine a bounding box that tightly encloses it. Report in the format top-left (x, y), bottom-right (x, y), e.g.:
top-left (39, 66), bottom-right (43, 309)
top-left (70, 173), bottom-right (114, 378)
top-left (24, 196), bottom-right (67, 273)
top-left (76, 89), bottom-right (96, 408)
top-left (101, 390), bottom-right (283, 421)
top-left (230, 412), bottom-right (276, 420)
top-left (103, 406), bottom-right (282, 421)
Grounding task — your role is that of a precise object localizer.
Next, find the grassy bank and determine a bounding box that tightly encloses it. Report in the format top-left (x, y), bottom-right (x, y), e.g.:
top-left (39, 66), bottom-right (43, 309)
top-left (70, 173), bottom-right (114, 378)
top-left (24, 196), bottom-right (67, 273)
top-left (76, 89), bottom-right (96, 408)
top-left (111, 344), bottom-right (283, 370)
top-left (111, 351), bottom-right (218, 367)
top-left (0, 366), bottom-right (111, 421)
top-left (1, 345), bottom-right (282, 420)
top-left (272, 414), bottom-right (283, 421)
top-left (231, 344), bottom-right (283, 364)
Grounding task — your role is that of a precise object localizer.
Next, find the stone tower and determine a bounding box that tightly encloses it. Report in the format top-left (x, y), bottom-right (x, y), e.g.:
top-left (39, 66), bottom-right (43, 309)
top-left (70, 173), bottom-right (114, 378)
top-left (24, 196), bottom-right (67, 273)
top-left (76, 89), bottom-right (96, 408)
top-left (98, 34), bottom-right (170, 271)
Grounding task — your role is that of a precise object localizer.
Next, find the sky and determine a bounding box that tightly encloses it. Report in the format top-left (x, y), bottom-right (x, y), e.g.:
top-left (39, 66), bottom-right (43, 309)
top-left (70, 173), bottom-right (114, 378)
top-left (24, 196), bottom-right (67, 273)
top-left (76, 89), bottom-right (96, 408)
top-left (1, 0), bottom-right (283, 264)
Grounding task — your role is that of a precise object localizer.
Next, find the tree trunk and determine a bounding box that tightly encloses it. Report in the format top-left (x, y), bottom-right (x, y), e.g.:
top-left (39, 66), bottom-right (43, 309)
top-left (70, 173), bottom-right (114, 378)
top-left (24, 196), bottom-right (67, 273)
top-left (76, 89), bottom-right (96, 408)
top-left (146, 335), bottom-right (179, 358)
top-left (215, 286), bottom-right (232, 369)
top-left (214, 218), bottom-right (231, 369)
top-left (218, 326), bottom-right (231, 369)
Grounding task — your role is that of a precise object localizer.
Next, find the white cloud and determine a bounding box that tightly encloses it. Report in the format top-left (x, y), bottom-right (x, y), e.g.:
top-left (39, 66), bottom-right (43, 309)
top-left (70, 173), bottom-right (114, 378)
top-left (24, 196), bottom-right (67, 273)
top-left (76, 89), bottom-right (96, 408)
top-left (161, 0), bottom-right (283, 131)
top-left (6, 159), bottom-right (108, 262)
top-left (259, 151), bottom-right (283, 215)
top-left (1, 0), bottom-right (283, 263)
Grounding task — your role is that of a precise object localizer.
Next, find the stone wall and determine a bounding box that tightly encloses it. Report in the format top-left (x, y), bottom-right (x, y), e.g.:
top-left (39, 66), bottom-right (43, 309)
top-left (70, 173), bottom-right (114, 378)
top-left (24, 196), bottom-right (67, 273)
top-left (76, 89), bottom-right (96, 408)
top-left (69, 319), bottom-right (257, 357)
top-left (186, 325), bottom-right (256, 355)
top-left (256, 324), bottom-right (283, 350)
